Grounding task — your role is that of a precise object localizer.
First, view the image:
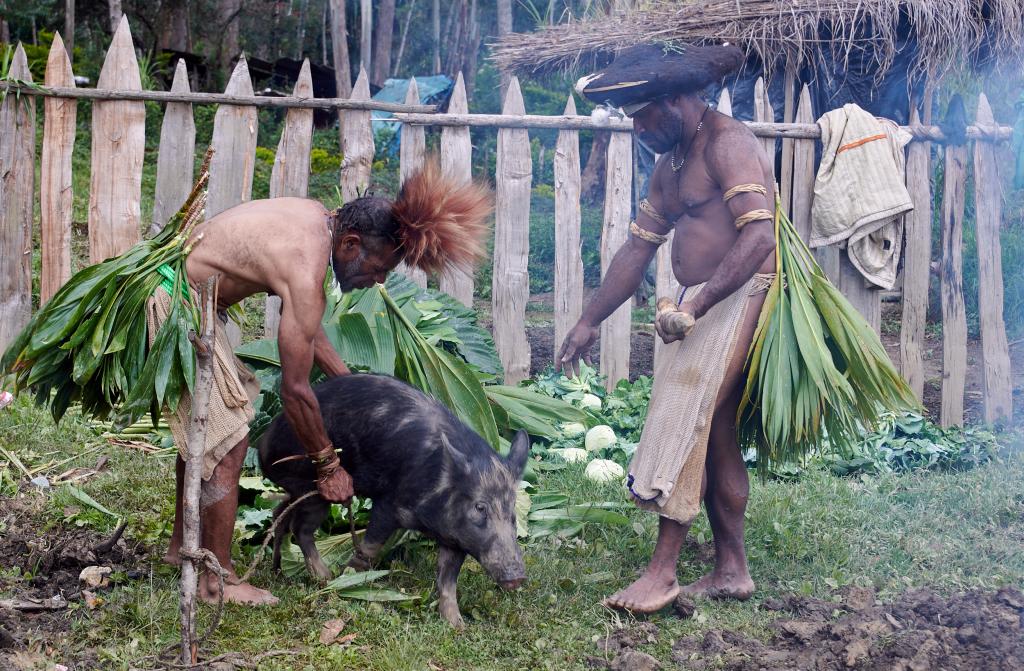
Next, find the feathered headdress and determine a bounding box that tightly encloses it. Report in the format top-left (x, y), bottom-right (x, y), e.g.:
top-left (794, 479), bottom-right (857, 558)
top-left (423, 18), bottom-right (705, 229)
top-left (576, 43), bottom-right (743, 115)
top-left (391, 158), bottom-right (493, 276)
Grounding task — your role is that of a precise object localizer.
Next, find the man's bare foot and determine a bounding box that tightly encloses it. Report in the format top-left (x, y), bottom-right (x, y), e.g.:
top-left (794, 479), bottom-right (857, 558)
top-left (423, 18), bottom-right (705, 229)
top-left (199, 578), bottom-right (279, 606)
top-left (679, 570), bottom-right (754, 601)
top-left (603, 572), bottom-right (680, 613)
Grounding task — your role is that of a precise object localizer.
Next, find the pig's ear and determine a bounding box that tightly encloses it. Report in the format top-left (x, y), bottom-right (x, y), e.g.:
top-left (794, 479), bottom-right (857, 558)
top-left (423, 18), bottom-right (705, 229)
top-left (441, 434), bottom-right (472, 474)
top-left (505, 430), bottom-right (530, 478)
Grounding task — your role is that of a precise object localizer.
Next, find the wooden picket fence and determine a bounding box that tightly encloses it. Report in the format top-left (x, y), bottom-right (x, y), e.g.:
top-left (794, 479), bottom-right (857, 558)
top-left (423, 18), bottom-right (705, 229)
top-left (0, 17), bottom-right (1015, 427)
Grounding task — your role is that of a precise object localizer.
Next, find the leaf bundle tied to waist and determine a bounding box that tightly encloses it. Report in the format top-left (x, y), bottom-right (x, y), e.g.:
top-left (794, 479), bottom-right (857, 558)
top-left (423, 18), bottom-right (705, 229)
top-left (737, 195), bottom-right (919, 471)
top-left (1, 151), bottom-right (214, 429)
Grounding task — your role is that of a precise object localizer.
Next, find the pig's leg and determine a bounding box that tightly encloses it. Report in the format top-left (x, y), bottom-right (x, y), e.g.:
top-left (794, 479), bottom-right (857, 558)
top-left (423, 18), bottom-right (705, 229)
top-left (437, 545), bottom-right (467, 630)
top-left (347, 504), bottom-right (398, 570)
top-left (271, 499), bottom-right (291, 572)
top-left (292, 497), bottom-right (332, 582)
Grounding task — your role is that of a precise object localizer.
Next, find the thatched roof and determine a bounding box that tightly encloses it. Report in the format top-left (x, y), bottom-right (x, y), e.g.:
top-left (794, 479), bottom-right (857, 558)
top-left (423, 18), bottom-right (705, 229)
top-left (492, 0), bottom-right (1024, 83)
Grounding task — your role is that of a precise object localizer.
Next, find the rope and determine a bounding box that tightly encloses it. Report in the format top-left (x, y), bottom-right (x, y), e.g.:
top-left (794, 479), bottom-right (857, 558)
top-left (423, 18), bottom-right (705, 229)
top-left (734, 209), bottom-right (774, 230)
top-left (722, 183), bottom-right (768, 201)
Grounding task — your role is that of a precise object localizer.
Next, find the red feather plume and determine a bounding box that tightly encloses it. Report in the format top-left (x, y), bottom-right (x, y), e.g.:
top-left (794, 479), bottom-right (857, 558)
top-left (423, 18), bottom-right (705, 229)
top-left (391, 157), bottom-right (493, 276)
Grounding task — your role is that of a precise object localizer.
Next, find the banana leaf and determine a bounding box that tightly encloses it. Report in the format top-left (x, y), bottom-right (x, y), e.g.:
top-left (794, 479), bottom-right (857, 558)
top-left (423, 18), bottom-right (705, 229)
top-left (738, 197), bottom-right (919, 472)
top-left (2, 153), bottom-right (213, 429)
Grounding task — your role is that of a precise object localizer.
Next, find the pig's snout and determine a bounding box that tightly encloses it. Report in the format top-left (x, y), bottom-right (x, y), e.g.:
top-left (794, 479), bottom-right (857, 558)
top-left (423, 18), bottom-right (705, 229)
top-left (499, 577), bottom-right (525, 591)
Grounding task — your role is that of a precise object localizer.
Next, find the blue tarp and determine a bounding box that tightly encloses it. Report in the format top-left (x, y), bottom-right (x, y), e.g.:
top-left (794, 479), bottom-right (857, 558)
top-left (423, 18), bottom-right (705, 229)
top-left (372, 75), bottom-right (454, 155)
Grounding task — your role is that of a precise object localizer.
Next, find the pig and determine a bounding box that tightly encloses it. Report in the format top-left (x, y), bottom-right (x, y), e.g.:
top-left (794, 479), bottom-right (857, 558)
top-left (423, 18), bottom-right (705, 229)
top-left (257, 373), bottom-right (529, 628)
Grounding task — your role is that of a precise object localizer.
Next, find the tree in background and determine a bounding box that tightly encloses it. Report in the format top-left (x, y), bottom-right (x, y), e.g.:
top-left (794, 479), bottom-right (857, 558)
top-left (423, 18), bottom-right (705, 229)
top-left (371, 0), bottom-right (394, 87)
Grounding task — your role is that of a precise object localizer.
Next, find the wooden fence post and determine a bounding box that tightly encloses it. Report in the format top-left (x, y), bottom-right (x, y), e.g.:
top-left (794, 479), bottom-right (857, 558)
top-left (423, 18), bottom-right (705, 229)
top-left (792, 87), bottom-right (817, 240)
top-left (398, 77), bottom-right (428, 288)
top-left (600, 130), bottom-right (633, 390)
top-left (716, 87), bottom-right (732, 116)
top-left (207, 55), bottom-right (258, 218)
top-left (0, 44), bottom-right (36, 352)
top-left (900, 107), bottom-right (932, 403)
top-left (838, 255), bottom-right (881, 333)
top-left (492, 77), bottom-right (531, 384)
top-left (208, 54), bottom-right (258, 347)
top-left (340, 68), bottom-right (374, 204)
top-left (151, 59), bottom-right (196, 235)
top-left (40, 34), bottom-right (75, 304)
top-left (88, 15), bottom-right (144, 264)
top-left (779, 64), bottom-right (797, 215)
top-left (553, 94), bottom-right (583, 363)
top-left (754, 77), bottom-right (776, 175)
top-left (266, 59), bottom-right (314, 339)
top-left (973, 94), bottom-right (1013, 423)
top-left (439, 72), bottom-right (474, 306)
top-left (940, 141), bottom-right (968, 427)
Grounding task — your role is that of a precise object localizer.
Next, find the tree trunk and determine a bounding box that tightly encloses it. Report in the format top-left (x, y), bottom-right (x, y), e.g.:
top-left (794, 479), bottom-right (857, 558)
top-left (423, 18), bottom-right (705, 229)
top-left (392, 0), bottom-right (416, 78)
top-left (107, 0), bottom-right (122, 33)
top-left (159, 1), bottom-right (190, 52)
top-left (64, 0), bottom-right (75, 60)
top-left (496, 0), bottom-right (512, 98)
top-left (329, 0), bottom-right (352, 99)
top-left (321, 0), bottom-right (327, 65)
top-left (295, 0), bottom-right (309, 59)
top-left (359, 0), bottom-right (372, 78)
top-left (371, 0), bottom-right (395, 87)
top-left (443, 1), bottom-right (466, 77)
top-left (581, 131), bottom-right (609, 202)
top-left (218, 0), bottom-right (241, 84)
top-left (432, 0), bottom-right (440, 73)
top-left (462, 0), bottom-right (479, 99)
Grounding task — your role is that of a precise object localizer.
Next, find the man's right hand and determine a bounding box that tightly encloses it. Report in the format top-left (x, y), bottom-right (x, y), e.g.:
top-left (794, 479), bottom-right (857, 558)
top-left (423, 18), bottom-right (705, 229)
top-left (556, 321), bottom-right (599, 377)
top-left (317, 464), bottom-right (354, 502)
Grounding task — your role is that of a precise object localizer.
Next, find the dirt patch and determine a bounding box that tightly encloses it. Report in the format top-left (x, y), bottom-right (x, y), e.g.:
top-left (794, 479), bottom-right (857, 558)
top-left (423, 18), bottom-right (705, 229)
top-left (0, 493), bottom-right (150, 669)
top-left (665, 586), bottom-right (1024, 670)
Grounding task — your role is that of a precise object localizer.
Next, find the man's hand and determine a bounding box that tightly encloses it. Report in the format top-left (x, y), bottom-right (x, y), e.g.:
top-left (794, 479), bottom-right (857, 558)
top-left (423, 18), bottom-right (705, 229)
top-left (654, 299), bottom-right (696, 344)
top-left (317, 464), bottom-right (354, 502)
top-left (556, 321), bottom-right (598, 377)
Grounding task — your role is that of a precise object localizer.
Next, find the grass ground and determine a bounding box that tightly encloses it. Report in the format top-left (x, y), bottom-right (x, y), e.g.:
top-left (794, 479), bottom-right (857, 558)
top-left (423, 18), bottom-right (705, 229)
top-left (2, 396), bottom-right (1022, 670)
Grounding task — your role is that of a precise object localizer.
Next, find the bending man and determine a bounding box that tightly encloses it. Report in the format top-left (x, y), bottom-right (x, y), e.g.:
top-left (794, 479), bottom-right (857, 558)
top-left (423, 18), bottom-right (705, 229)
top-left (159, 160), bottom-right (491, 604)
top-left (559, 43), bottom-right (776, 612)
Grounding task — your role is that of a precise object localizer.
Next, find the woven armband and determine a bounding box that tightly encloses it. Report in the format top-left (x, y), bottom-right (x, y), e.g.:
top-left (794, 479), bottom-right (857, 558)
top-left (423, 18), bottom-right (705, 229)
top-left (639, 198), bottom-right (668, 228)
top-left (723, 183), bottom-right (768, 202)
top-left (734, 209), bottom-right (774, 230)
top-left (630, 221), bottom-right (669, 245)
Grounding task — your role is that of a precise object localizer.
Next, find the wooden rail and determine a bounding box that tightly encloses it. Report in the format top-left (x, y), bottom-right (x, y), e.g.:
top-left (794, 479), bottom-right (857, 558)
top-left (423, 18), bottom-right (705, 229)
top-left (0, 17), bottom-right (1015, 425)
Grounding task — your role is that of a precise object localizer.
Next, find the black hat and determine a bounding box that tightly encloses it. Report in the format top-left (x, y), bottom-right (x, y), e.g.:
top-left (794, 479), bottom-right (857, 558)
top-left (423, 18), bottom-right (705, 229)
top-left (576, 43), bottom-right (744, 116)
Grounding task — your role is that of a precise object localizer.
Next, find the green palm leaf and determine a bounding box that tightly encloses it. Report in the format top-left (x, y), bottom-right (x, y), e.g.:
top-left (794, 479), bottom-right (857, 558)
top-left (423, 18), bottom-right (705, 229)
top-left (738, 197), bottom-right (919, 472)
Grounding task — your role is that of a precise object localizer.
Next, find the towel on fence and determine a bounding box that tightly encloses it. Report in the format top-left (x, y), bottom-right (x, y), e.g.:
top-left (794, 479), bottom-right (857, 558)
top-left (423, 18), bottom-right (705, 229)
top-left (147, 287), bottom-right (259, 480)
top-left (811, 103), bottom-right (913, 290)
top-left (627, 273), bottom-right (773, 523)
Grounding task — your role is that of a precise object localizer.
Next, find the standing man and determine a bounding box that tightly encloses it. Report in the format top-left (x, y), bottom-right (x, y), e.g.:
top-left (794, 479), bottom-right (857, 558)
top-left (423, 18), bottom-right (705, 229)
top-left (158, 160), bottom-right (491, 604)
top-left (558, 44), bottom-right (777, 612)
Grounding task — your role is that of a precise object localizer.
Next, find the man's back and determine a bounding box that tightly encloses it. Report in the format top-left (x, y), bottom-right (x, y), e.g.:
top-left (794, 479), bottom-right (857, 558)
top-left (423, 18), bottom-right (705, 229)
top-left (184, 197), bottom-right (331, 307)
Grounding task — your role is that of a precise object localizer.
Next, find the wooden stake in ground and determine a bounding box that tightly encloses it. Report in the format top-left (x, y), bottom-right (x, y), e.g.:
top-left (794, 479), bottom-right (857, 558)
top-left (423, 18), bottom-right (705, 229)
top-left (180, 276), bottom-right (218, 666)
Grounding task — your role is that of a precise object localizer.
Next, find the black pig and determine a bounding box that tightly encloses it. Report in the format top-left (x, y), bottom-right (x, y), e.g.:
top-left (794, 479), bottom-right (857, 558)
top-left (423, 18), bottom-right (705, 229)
top-left (257, 373), bottom-right (529, 628)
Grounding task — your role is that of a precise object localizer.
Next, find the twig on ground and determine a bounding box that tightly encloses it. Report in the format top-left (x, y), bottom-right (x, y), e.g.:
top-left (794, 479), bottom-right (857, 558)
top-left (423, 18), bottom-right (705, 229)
top-left (92, 521), bottom-right (128, 554)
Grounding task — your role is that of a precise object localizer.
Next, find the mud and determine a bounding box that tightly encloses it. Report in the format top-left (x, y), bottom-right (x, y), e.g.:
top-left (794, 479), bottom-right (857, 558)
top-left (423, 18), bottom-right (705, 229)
top-left (592, 586), bottom-right (1024, 670)
top-left (0, 495), bottom-right (149, 669)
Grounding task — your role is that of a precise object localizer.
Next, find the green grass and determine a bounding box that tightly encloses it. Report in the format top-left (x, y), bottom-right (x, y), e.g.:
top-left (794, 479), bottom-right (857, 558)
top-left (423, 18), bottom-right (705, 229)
top-left (2, 397), bottom-right (1023, 670)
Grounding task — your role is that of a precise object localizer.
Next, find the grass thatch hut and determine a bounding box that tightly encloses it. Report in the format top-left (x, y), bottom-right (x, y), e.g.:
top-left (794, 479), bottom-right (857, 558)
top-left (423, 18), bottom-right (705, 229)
top-left (492, 0), bottom-right (1024, 123)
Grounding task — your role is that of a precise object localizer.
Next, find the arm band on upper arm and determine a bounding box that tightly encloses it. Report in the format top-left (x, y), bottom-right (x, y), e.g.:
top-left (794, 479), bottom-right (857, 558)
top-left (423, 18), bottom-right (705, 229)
top-left (722, 183), bottom-right (768, 202)
top-left (734, 209), bottom-right (774, 230)
top-left (630, 221), bottom-right (669, 245)
top-left (639, 198), bottom-right (668, 229)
